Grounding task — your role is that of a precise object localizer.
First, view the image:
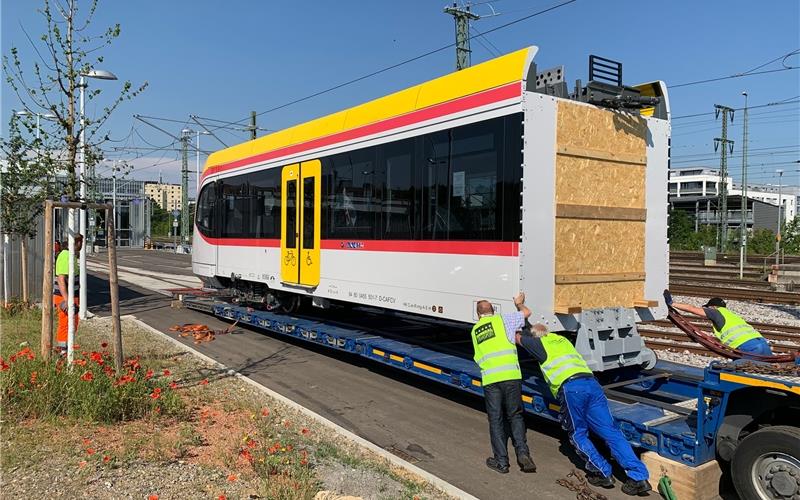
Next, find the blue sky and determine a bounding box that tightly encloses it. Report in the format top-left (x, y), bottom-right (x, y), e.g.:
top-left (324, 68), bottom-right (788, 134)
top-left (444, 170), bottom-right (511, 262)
top-left (2, 0), bottom-right (798, 196)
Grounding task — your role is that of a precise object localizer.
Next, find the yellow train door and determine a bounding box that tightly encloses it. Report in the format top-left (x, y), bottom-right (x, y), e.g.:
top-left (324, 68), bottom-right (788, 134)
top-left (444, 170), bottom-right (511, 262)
top-left (280, 160), bottom-right (321, 287)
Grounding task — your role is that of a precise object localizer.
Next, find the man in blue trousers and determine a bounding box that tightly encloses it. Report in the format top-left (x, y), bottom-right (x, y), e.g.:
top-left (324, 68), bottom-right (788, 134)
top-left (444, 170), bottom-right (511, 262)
top-left (516, 324), bottom-right (651, 496)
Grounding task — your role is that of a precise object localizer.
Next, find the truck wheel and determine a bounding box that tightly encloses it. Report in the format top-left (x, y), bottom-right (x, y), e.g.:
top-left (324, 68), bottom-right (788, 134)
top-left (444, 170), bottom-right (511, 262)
top-left (731, 425), bottom-right (800, 499)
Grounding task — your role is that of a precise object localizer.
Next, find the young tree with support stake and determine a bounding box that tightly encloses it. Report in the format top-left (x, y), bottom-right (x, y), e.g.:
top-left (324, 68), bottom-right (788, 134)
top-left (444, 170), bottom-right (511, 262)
top-left (0, 115), bottom-right (58, 303)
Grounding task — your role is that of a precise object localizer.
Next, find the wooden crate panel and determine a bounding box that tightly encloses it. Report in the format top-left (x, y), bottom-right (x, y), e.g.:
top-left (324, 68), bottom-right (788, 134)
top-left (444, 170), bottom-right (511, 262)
top-left (555, 157), bottom-right (646, 208)
top-left (554, 281), bottom-right (644, 310)
top-left (556, 101), bottom-right (648, 157)
top-left (554, 219), bottom-right (645, 275)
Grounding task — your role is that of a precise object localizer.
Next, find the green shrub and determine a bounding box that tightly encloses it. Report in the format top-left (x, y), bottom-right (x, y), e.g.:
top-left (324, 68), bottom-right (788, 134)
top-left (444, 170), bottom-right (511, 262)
top-left (1, 335), bottom-right (183, 423)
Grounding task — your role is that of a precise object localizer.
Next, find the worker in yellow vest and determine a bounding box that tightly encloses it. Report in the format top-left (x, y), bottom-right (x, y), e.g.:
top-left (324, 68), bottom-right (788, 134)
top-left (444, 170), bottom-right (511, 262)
top-left (516, 324), bottom-right (651, 496)
top-left (470, 292), bottom-right (536, 474)
top-left (665, 291), bottom-right (773, 357)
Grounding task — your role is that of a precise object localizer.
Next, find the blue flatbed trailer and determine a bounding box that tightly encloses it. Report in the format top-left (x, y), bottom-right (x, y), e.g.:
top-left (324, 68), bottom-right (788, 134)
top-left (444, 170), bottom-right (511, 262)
top-left (189, 299), bottom-right (799, 499)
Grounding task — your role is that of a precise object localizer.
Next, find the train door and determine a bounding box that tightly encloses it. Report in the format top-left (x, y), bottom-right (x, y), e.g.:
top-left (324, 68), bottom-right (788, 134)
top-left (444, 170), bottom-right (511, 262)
top-left (280, 160), bottom-right (321, 287)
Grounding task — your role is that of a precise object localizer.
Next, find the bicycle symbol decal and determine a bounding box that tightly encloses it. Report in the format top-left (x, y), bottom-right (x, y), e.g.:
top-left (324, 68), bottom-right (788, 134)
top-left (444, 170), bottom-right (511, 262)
top-left (283, 251), bottom-right (296, 266)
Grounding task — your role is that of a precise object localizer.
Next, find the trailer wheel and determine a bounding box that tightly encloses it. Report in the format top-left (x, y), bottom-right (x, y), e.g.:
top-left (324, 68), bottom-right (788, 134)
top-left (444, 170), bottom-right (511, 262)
top-left (731, 425), bottom-right (800, 499)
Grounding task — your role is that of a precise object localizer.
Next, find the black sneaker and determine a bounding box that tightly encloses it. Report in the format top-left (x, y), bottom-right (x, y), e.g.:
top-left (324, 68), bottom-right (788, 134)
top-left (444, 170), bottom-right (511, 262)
top-left (622, 479), bottom-right (652, 496)
top-left (586, 471), bottom-right (615, 489)
top-left (517, 454), bottom-right (537, 473)
top-left (485, 457), bottom-right (509, 474)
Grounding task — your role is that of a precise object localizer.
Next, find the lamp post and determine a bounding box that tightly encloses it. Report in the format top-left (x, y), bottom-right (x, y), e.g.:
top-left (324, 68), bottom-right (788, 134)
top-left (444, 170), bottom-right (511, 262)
top-left (15, 110), bottom-right (56, 139)
top-left (739, 92), bottom-right (748, 279)
top-left (775, 169), bottom-right (784, 266)
top-left (79, 69), bottom-right (117, 320)
top-left (195, 130), bottom-right (210, 194)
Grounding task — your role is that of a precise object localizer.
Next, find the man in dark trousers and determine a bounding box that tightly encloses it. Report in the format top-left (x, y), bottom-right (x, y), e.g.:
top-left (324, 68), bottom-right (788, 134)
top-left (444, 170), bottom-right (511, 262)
top-left (470, 292), bottom-right (536, 474)
top-left (516, 324), bottom-right (651, 496)
top-left (665, 291), bottom-right (773, 357)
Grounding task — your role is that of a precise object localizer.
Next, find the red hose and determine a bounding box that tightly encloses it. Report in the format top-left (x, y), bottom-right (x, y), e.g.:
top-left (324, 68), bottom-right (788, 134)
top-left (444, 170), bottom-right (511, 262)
top-left (666, 306), bottom-right (798, 363)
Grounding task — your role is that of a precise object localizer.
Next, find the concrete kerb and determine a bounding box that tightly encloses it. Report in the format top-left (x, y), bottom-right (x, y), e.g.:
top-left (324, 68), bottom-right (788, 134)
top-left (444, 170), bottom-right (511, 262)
top-left (123, 314), bottom-right (480, 500)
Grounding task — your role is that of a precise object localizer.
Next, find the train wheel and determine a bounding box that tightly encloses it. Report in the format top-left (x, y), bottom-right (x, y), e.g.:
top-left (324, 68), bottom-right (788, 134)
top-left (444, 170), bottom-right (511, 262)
top-left (279, 295), bottom-right (301, 314)
top-left (731, 425), bottom-right (800, 499)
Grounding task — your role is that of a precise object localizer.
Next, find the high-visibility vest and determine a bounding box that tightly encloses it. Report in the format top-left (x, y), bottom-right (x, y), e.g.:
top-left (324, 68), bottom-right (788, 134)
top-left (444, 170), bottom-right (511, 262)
top-left (539, 334), bottom-right (593, 396)
top-left (713, 307), bottom-right (763, 349)
top-left (471, 315), bottom-right (521, 386)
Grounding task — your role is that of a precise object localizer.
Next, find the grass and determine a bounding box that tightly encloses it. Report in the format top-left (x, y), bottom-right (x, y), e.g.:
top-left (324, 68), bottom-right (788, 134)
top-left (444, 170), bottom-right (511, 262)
top-left (0, 307), bottom-right (448, 500)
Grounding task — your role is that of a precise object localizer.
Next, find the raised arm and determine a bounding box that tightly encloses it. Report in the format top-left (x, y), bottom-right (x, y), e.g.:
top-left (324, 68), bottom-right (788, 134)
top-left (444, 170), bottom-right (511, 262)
top-left (513, 292), bottom-right (531, 319)
top-left (671, 302), bottom-right (708, 318)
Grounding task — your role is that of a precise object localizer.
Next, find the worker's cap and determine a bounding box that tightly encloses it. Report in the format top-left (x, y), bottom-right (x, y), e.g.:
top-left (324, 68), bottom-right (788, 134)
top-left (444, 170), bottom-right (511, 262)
top-left (703, 297), bottom-right (726, 308)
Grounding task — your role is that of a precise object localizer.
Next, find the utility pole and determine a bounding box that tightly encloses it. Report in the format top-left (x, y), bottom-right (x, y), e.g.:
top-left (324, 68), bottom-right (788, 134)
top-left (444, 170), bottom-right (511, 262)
top-left (180, 129), bottom-right (190, 244)
top-left (739, 92), bottom-right (749, 279)
top-left (714, 104), bottom-right (734, 253)
top-left (250, 111), bottom-right (258, 140)
top-left (444, 2), bottom-right (480, 70)
top-left (776, 169), bottom-right (784, 266)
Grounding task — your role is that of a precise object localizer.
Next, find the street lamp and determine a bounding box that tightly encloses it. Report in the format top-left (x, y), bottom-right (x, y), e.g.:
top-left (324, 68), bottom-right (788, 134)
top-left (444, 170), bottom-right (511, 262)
top-left (78, 69), bottom-right (117, 320)
top-left (195, 130), bottom-right (210, 194)
top-left (14, 110), bottom-right (56, 139)
top-left (775, 169), bottom-right (784, 266)
top-left (739, 91), bottom-right (748, 279)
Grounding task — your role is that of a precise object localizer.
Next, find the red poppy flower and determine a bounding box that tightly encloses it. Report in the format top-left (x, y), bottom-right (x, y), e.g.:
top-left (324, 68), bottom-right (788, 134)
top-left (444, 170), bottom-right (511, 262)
top-left (80, 371), bottom-right (94, 382)
top-left (148, 495), bottom-right (159, 500)
top-left (169, 382), bottom-right (178, 389)
top-left (83, 438), bottom-right (92, 446)
top-left (200, 379), bottom-right (209, 385)
top-left (73, 359), bottom-right (87, 367)
top-left (162, 369), bottom-right (171, 376)
top-left (144, 369), bottom-right (154, 380)
top-left (301, 428), bottom-right (310, 435)
top-left (103, 455), bottom-right (111, 463)
top-left (150, 388), bottom-right (162, 400)
top-left (30, 372), bottom-right (38, 384)
top-left (219, 496), bottom-right (227, 500)
top-left (239, 449), bottom-right (253, 462)
top-left (261, 407), bottom-right (270, 416)
top-left (101, 342), bottom-right (108, 348)
top-left (86, 448), bottom-right (95, 455)
top-left (227, 473), bottom-right (237, 482)
top-left (78, 460), bottom-right (87, 468)
top-left (0, 358), bottom-right (9, 371)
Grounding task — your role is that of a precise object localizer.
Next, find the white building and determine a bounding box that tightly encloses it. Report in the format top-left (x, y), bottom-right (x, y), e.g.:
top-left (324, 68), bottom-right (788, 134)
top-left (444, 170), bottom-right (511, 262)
top-left (669, 167), bottom-right (798, 221)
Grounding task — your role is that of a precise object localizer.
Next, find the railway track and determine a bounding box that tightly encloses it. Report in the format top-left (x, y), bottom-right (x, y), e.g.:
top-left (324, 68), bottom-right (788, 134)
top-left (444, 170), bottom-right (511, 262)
top-left (639, 318), bottom-right (800, 357)
top-left (669, 283), bottom-right (800, 305)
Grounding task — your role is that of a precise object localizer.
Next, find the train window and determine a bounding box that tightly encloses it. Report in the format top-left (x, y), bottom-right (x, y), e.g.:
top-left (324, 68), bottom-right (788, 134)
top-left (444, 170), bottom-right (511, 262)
top-left (422, 130), bottom-right (453, 239)
top-left (221, 179), bottom-right (250, 238)
top-left (285, 179), bottom-right (297, 248)
top-left (250, 168), bottom-right (281, 239)
top-left (448, 119), bottom-right (500, 240)
top-left (327, 148), bottom-right (380, 239)
top-left (302, 177), bottom-right (315, 249)
top-left (381, 140), bottom-right (414, 240)
top-left (196, 183), bottom-right (216, 237)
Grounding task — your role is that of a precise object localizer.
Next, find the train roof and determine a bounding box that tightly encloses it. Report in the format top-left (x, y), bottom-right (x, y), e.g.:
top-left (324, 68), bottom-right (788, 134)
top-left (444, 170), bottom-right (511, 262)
top-left (203, 46), bottom-right (537, 178)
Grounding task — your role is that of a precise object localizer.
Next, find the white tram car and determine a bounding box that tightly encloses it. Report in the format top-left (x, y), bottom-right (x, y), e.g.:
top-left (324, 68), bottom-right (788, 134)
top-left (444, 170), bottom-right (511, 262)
top-left (192, 47), bottom-right (670, 370)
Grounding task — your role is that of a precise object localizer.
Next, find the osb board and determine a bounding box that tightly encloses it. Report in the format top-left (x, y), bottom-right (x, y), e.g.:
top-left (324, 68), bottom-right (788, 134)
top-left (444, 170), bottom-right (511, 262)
top-left (554, 281), bottom-right (643, 310)
top-left (554, 219), bottom-right (645, 275)
top-left (556, 100), bottom-right (648, 156)
top-left (555, 157), bottom-right (646, 208)
top-left (641, 452), bottom-right (722, 500)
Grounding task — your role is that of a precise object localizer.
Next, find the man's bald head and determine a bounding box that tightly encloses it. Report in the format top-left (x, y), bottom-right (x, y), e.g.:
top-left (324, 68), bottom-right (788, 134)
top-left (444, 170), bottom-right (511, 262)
top-left (531, 323), bottom-right (548, 337)
top-left (476, 300), bottom-right (494, 317)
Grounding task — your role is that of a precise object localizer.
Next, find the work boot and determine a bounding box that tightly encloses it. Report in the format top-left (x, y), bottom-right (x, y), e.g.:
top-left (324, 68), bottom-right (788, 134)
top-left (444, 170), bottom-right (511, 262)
top-left (485, 457), bottom-right (509, 474)
top-left (622, 479), bottom-right (652, 496)
top-left (586, 471), bottom-right (615, 488)
top-left (517, 454), bottom-right (537, 473)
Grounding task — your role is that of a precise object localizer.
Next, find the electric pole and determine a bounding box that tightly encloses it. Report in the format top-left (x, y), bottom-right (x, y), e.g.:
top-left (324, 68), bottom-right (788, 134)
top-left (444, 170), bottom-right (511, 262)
top-left (180, 128), bottom-right (190, 244)
top-left (249, 111), bottom-right (257, 140)
top-left (714, 104), bottom-right (734, 252)
top-left (444, 2), bottom-right (480, 70)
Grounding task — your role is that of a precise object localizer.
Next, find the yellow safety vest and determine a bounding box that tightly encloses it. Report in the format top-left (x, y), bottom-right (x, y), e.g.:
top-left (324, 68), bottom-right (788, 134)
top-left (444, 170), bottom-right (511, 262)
top-left (713, 307), bottom-right (763, 349)
top-left (539, 334), bottom-right (593, 396)
top-left (471, 315), bottom-right (522, 386)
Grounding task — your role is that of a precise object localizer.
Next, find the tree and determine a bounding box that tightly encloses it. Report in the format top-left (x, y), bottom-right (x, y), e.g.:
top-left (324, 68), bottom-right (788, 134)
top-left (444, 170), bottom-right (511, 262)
top-left (0, 115), bottom-right (58, 302)
top-left (150, 202), bottom-right (170, 237)
top-left (3, 0), bottom-right (147, 199)
top-left (748, 228), bottom-right (776, 255)
top-left (782, 216), bottom-right (800, 255)
top-left (668, 209), bottom-right (694, 250)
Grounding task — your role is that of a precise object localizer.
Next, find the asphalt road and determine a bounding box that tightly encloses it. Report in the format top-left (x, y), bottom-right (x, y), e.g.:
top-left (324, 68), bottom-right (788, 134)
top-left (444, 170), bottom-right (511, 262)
top-left (85, 249), bottom-right (648, 500)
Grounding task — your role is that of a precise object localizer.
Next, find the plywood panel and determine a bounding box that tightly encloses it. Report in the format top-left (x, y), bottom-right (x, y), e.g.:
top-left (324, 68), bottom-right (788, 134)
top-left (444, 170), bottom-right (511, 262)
top-left (557, 145), bottom-right (646, 165)
top-left (555, 203), bottom-right (646, 221)
top-left (554, 281), bottom-right (644, 310)
top-left (556, 101), bottom-right (648, 156)
top-left (555, 157), bottom-right (646, 208)
top-left (554, 219), bottom-right (645, 275)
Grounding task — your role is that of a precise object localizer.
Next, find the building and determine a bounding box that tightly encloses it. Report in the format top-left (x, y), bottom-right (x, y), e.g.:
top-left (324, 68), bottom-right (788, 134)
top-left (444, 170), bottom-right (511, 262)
top-left (669, 195), bottom-right (781, 234)
top-left (144, 182), bottom-right (183, 211)
top-left (669, 167), bottom-right (798, 221)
